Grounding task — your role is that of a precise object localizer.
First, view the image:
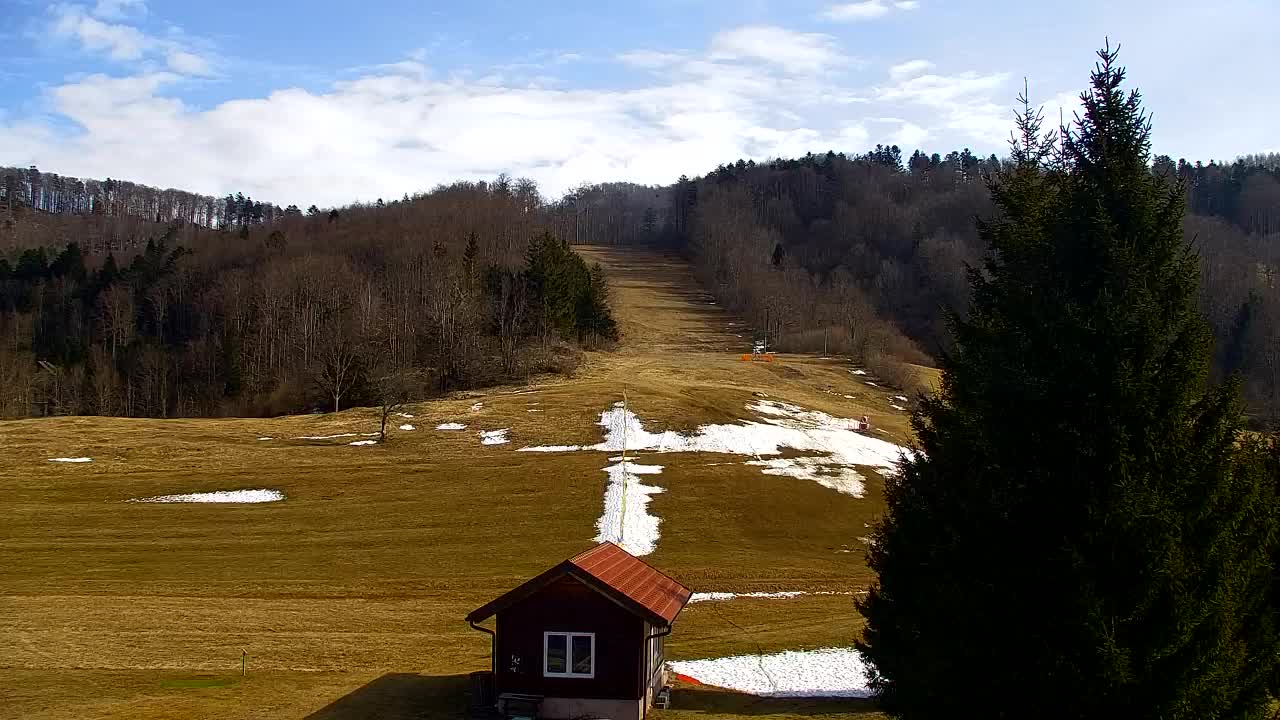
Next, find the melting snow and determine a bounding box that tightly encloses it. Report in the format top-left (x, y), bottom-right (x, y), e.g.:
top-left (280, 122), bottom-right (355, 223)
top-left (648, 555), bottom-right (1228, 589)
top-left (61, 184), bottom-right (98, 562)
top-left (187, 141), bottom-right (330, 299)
top-left (349, 439), bottom-right (378, 446)
top-left (436, 423), bottom-right (466, 431)
top-left (747, 457), bottom-right (867, 496)
top-left (890, 404), bottom-right (907, 411)
top-left (49, 457), bottom-right (92, 463)
top-left (689, 591), bottom-right (807, 603)
top-left (399, 424), bottom-right (416, 431)
top-left (470, 402), bottom-right (484, 412)
top-left (396, 412), bottom-right (415, 418)
top-left (850, 369), bottom-right (867, 376)
top-left (480, 429), bottom-right (509, 445)
top-left (687, 590), bottom-right (857, 604)
top-left (864, 381), bottom-right (878, 387)
top-left (519, 401), bottom-right (906, 497)
top-left (669, 648), bottom-right (872, 698)
top-left (256, 437), bottom-right (272, 441)
top-left (129, 489), bottom-right (285, 504)
top-left (893, 395), bottom-right (908, 402)
top-left (596, 460), bottom-right (665, 556)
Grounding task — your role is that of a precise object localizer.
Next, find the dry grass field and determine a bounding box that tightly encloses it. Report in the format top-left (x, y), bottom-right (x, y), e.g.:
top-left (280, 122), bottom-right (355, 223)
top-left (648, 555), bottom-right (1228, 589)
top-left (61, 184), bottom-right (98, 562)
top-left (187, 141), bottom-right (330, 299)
top-left (1, 246), bottom-right (931, 719)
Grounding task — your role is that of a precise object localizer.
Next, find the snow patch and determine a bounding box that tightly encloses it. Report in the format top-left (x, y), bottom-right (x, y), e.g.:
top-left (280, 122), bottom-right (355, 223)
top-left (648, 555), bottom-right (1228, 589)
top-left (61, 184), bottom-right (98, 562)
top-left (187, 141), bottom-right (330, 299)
top-left (688, 591), bottom-right (807, 603)
top-left (595, 461), bottom-right (665, 556)
top-left (893, 395), bottom-right (908, 402)
top-left (480, 429), bottom-right (509, 445)
top-left (49, 457), bottom-right (92, 463)
top-left (890, 404), bottom-right (907, 411)
top-left (850, 369), bottom-right (867, 375)
top-left (129, 489), bottom-right (284, 504)
top-left (399, 424), bottom-right (416, 431)
top-left (863, 381), bottom-right (878, 387)
top-left (256, 437), bottom-right (272, 441)
top-left (436, 422), bottom-right (467, 431)
top-left (396, 412), bottom-right (415, 418)
top-left (669, 648), bottom-right (872, 698)
top-left (519, 400), bottom-right (906, 497)
top-left (747, 457), bottom-right (867, 496)
top-left (349, 439), bottom-right (378, 446)
top-left (470, 402), bottom-right (483, 412)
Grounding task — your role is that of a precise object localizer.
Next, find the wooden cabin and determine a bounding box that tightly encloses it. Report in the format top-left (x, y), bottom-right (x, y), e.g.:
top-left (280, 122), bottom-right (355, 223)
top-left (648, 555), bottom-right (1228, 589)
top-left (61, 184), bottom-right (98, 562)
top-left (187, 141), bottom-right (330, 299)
top-left (466, 542), bottom-right (693, 720)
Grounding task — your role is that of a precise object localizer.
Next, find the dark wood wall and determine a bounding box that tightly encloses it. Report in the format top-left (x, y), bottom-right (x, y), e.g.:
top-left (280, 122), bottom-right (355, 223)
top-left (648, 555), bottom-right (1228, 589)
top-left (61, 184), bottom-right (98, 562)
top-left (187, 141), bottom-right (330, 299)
top-left (496, 575), bottom-right (644, 700)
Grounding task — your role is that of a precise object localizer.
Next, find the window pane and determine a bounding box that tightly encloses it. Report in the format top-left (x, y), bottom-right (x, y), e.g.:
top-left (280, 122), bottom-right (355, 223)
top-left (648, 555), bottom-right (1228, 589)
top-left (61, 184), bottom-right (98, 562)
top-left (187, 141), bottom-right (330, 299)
top-left (572, 635), bottom-right (593, 675)
top-left (546, 634), bottom-right (567, 674)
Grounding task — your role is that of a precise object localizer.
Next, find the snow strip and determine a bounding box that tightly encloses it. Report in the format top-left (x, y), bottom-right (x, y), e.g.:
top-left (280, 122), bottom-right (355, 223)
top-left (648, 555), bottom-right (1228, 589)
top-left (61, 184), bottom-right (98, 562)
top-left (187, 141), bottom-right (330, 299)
top-left (257, 437), bottom-right (272, 441)
top-left (595, 460), bottom-right (665, 556)
top-left (688, 591), bottom-right (807, 603)
top-left (893, 395), bottom-right (908, 402)
top-left (520, 400), bottom-right (906, 496)
top-left (349, 439), bottom-right (378, 446)
top-left (396, 412), bottom-right (415, 418)
top-left (470, 402), bottom-right (483, 412)
top-left (129, 489), bottom-right (285, 504)
top-left (669, 648), bottom-right (872, 698)
top-left (49, 457), bottom-right (92, 463)
top-left (864, 381), bottom-right (878, 387)
top-left (890, 404), bottom-right (907, 411)
top-left (688, 590), bottom-right (857, 603)
top-left (480, 429), bottom-right (509, 445)
top-left (850, 369), bottom-right (867, 375)
top-left (399, 424), bottom-right (416, 431)
top-left (436, 422), bottom-right (466, 430)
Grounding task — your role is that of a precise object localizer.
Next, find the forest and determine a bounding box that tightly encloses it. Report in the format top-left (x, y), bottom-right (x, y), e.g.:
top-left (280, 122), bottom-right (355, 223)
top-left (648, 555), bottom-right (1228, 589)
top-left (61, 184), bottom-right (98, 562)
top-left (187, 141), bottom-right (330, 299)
top-left (4, 150), bottom-right (1280, 421)
top-left (550, 149), bottom-right (1280, 423)
top-left (0, 177), bottom-right (615, 417)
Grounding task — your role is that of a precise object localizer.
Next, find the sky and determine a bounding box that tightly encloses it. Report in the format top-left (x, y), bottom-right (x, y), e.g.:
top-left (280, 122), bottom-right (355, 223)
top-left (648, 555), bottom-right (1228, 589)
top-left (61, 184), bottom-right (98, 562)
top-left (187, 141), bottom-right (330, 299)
top-left (0, 0), bottom-right (1276, 208)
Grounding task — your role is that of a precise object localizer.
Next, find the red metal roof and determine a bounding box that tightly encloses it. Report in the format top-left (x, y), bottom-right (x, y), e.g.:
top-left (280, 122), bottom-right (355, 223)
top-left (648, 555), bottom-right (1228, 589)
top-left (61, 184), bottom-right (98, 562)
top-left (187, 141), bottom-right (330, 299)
top-left (569, 542), bottom-right (692, 625)
top-left (466, 542), bottom-right (692, 625)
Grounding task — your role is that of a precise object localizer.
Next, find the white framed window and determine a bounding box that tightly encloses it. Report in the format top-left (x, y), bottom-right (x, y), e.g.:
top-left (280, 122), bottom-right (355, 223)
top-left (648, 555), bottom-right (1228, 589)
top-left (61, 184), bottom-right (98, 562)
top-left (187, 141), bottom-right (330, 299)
top-left (544, 631), bottom-right (595, 679)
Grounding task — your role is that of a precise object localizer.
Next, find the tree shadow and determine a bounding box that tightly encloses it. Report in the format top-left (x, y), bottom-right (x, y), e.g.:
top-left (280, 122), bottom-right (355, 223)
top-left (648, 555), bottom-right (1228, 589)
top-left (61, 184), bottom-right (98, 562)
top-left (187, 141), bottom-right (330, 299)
top-left (669, 686), bottom-right (881, 717)
top-left (303, 673), bottom-right (472, 720)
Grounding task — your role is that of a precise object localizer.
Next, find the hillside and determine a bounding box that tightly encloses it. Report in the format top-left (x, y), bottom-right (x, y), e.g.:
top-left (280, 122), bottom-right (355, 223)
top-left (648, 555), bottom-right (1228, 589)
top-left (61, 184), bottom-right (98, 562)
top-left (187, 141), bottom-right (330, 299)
top-left (0, 245), bottom-right (926, 719)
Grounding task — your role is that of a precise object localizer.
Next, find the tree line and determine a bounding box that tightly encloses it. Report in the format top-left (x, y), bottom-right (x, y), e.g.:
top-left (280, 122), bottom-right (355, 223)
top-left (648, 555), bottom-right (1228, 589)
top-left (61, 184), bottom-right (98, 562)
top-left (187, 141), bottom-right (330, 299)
top-left (557, 134), bottom-right (1280, 420)
top-left (0, 181), bottom-right (615, 418)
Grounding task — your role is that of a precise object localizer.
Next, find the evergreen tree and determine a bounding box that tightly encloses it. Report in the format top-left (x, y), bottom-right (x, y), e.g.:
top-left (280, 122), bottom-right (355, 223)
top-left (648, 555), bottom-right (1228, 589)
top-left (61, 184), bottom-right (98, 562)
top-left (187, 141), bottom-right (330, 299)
top-left (857, 44), bottom-right (1280, 720)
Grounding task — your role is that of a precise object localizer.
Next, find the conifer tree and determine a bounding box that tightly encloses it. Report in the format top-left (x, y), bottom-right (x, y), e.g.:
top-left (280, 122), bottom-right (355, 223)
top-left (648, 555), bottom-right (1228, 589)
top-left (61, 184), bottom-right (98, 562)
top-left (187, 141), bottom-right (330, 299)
top-left (857, 43), bottom-right (1280, 719)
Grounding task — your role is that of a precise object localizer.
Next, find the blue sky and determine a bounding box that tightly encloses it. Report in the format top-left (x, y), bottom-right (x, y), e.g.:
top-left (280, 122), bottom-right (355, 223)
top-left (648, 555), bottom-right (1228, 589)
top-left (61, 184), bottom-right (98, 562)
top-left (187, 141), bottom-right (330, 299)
top-left (1, 0), bottom-right (1276, 207)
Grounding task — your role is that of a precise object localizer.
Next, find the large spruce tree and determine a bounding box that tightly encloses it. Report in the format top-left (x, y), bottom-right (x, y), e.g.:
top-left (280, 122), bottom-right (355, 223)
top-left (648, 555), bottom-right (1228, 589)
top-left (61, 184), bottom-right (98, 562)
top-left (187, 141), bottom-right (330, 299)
top-left (857, 44), bottom-right (1280, 719)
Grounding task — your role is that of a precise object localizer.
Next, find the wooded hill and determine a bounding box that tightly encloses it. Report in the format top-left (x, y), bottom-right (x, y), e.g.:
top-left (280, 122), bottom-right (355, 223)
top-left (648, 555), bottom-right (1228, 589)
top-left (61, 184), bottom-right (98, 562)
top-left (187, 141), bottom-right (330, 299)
top-left (553, 149), bottom-right (1280, 423)
top-left (0, 181), bottom-right (615, 417)
top-left (4, 150), bottom-right (1279, 422)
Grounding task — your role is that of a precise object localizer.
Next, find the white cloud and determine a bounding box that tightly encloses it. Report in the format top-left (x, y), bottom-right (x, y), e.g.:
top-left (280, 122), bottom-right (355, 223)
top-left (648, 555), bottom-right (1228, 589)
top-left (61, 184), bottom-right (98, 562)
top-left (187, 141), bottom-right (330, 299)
top-left (890, 121), bottom-right (929, 150)
top-left (5, 21), bottom-right (1024, 208)
top-left (52, 5), bottom-right (147, 60)
top-left (709, 25), bottom-right (845, 74)
top-left (166, 50), bottom-right (212, 76)
top-left (616, 50), bottom-right (687, 69)
top-left (821, 0), bottom-right (919, 22)
top-left (889, 59), bottom-right (933, 81)
top-left (92, 0), bottom-right (145, 19)
top-left (50, 3), bottom-right (213, 78)
top-left (876, 70), bottom-right (1012, 145)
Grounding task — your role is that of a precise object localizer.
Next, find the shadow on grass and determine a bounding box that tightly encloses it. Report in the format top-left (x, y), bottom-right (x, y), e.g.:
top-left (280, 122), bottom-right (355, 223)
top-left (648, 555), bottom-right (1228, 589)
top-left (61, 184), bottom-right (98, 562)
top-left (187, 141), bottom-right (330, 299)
top-left (303, 673), bottom-right (471, 720)
top-left (670, 687), bottom-right (881, 717)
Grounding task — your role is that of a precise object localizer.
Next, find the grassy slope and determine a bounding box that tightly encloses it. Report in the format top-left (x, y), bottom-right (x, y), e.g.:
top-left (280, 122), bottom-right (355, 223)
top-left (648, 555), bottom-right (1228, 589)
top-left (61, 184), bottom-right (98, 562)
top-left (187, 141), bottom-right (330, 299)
top-left (0, 246), bottom-right (915, 719)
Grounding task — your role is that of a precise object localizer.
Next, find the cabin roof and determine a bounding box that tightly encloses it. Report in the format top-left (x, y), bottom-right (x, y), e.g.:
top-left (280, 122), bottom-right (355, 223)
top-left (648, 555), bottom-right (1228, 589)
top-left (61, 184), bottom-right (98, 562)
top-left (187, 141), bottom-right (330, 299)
top-left (466, 542), bottom-right (692, 626)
